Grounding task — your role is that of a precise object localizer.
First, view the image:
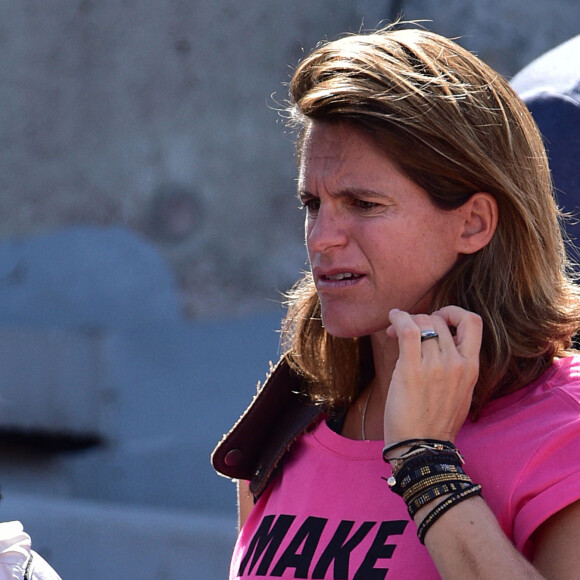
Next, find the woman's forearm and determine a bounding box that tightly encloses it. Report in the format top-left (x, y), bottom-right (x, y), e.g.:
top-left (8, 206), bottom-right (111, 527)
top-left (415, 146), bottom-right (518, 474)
top-left (417, 496), bottom-right (542, 579)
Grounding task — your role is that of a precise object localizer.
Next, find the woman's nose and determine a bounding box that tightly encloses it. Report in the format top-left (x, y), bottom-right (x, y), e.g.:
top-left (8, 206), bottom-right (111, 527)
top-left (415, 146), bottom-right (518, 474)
top-left (306, 206), bottom-right (348, 254)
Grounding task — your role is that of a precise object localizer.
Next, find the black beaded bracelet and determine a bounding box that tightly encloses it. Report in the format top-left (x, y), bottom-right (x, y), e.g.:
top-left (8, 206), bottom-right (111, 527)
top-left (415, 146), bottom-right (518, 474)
top-left (407, 480), bottom-right (474, 518)
top-left (391, 451), bottom-right (464, 478)
top-left (416, 484), bottom-right (483, 544)
top-left (388, 461), bottom-right (466, 496)
top-left (402, 472), bottom-right (473, 503)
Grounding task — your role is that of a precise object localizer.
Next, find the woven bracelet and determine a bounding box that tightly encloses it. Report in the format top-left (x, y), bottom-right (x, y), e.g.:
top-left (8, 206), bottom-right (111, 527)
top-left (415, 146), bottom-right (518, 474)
top-left (402, 472), bottom-right (473, 503)
top-left (390, 449), bottom-right (464, 479)
top-left (389, 461), bottom-right (466, 495)
top-left (407, 480), bottom-right (474, 518)
top-left (417, 484), bottom-right (483, 544)
top-left (398, 460), bottom-right (465, 482)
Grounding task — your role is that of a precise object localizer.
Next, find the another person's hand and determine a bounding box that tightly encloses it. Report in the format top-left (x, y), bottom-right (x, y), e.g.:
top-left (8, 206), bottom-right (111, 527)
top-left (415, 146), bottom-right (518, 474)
top-left (383, 306), bottom-right (482, 447)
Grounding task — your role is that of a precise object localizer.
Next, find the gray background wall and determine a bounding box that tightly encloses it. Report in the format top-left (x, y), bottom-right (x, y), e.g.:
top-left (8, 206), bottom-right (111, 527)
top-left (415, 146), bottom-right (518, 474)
top-left (0, 1), bottom-right (578, 578)
top-left (3, 0), bottom-right (579, 318)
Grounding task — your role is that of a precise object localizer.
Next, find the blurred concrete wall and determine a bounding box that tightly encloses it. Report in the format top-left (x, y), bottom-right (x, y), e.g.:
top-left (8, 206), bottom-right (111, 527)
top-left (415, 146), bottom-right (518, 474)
top-left (1, 0), bottom-right (579, 318)
top-left (0, 1), bottom-right (579, 578)
top-left (0, 225), bottom-right (282, 579)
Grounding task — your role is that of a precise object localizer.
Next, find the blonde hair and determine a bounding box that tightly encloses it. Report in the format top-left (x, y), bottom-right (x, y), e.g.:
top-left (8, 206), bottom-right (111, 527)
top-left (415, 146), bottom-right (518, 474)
top-left (281, 27), bottom-right (580, 415)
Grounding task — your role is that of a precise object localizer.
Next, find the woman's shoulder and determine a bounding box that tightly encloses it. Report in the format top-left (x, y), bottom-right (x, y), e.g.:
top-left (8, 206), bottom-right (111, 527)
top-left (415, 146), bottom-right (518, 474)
top-left (488, 355), bottom-right (580, 416)
top-left (535, 354), bottom-right (580, 404)
top-left (462, 355), bottom-right (580, 454)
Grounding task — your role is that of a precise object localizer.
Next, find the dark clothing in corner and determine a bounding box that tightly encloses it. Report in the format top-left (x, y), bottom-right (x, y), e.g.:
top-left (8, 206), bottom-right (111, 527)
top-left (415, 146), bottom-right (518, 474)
top-left (511, 35), bottom-right (580, 250)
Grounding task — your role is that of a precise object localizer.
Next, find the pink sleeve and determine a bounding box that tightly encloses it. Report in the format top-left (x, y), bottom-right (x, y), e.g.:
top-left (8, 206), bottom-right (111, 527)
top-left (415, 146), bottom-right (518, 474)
top-left (512, 416), bottom-right (580, 555)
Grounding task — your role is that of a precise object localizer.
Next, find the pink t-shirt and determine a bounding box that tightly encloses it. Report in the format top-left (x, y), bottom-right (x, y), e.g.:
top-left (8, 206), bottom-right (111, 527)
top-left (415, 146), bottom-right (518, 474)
top-left (231, 356), bottom-right (580, 579)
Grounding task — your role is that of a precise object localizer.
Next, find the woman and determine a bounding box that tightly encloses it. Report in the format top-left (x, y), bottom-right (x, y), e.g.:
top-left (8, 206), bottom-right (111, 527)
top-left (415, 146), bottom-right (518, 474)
top-left (213, 26), bottom-right (580, 579)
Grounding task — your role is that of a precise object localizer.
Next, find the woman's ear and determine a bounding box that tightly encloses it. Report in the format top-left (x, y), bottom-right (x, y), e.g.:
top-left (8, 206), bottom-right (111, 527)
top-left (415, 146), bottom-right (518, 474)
top-left (457, 192), bottom-right (498, 254)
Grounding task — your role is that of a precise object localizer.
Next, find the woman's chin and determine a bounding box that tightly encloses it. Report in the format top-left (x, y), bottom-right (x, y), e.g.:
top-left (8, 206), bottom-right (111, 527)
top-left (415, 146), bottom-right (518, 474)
top-left (321, 319), bottom-right (381, 339)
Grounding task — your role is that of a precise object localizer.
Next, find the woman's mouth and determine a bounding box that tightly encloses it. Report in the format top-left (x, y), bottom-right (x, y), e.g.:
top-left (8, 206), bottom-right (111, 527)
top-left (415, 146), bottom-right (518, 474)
top-left (322, 272), bottom-right (362, 281)
top-left (316, 272), bottom-right (365, 291)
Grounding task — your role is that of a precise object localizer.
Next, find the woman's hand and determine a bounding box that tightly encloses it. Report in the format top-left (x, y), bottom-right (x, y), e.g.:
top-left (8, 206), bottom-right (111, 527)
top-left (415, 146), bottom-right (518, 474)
top-left (383, 305), bottom-right (483, 446)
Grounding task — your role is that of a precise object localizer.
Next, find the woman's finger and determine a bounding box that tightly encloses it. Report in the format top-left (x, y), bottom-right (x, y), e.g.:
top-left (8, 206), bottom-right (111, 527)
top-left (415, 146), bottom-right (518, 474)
top-left (387, 308), bottom-right (423, 360)
top-left (432, 305), bottom-right (483, 360)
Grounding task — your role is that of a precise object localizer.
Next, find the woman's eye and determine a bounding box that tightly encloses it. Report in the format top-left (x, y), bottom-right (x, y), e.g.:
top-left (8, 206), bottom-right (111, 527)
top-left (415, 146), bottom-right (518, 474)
top-left (301, 198), bottom-right (321, 213)
top-left (355, 199), bottom-right (378, 210)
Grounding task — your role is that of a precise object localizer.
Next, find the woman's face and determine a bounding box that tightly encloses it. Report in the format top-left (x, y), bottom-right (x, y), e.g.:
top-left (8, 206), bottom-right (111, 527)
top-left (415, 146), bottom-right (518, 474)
top-left (299, 121), bottom-right (467, 338)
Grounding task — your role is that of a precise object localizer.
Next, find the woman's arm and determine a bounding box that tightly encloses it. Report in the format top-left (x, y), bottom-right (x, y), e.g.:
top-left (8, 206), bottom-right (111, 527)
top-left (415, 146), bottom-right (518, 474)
top-left (416, 496), bottom-right (580, 579)
top-left (417, 495), bottom-right (541, 579)
top-left (384, 306), bottom-right (579, 579)
top-left (532, 499), bottom-right (580, 579)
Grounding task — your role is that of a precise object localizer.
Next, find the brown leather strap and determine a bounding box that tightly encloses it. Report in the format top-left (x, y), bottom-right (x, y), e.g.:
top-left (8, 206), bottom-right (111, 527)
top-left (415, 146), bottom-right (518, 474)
top-left (211, 356), bottom-right (324, 498)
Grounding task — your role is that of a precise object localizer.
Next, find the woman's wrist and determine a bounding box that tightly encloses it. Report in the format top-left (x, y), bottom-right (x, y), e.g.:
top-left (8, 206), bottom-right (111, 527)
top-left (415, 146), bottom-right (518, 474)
top-left (382, 438), bottom-right (481, 544)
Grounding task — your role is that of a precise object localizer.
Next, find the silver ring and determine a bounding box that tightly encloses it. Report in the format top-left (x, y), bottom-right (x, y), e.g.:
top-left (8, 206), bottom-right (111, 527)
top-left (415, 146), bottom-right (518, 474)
top-left (420, 329), bottom-right (439, 342)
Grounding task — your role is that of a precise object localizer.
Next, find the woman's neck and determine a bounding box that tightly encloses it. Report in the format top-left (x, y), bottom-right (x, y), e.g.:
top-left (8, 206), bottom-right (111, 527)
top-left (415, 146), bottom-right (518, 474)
top-left (340, 332), bottom-right (398, 441)
top-left (370, 330), bottom-right (399, 397)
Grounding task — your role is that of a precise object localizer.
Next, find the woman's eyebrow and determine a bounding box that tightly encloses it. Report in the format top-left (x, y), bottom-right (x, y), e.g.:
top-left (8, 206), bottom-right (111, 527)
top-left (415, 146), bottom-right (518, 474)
top-left (298, 186), bottom-right (395, 201)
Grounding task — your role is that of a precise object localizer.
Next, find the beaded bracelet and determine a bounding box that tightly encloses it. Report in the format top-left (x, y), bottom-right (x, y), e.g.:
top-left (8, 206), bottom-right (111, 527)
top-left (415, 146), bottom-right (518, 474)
top-left (396, 458), bottom-right (465, 481)
top-left (394, 466), bottom-right (467, 498)
top-left (407, 480), bottom-right (474, 518)
top-left (384, 441), bottom-right (465, 479)
top-left (393, 453), bottom-right (464, 479)
top-left (402, 472), bottom-right (473, 503)
top-left (389, 449), bottom-right (461, 477)
top-left (416, 484), bottom-right (483, 544)
top-left (391, 450), bottom-right (464, 476)
top-left (388, 460), bottom-right (466, 495)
